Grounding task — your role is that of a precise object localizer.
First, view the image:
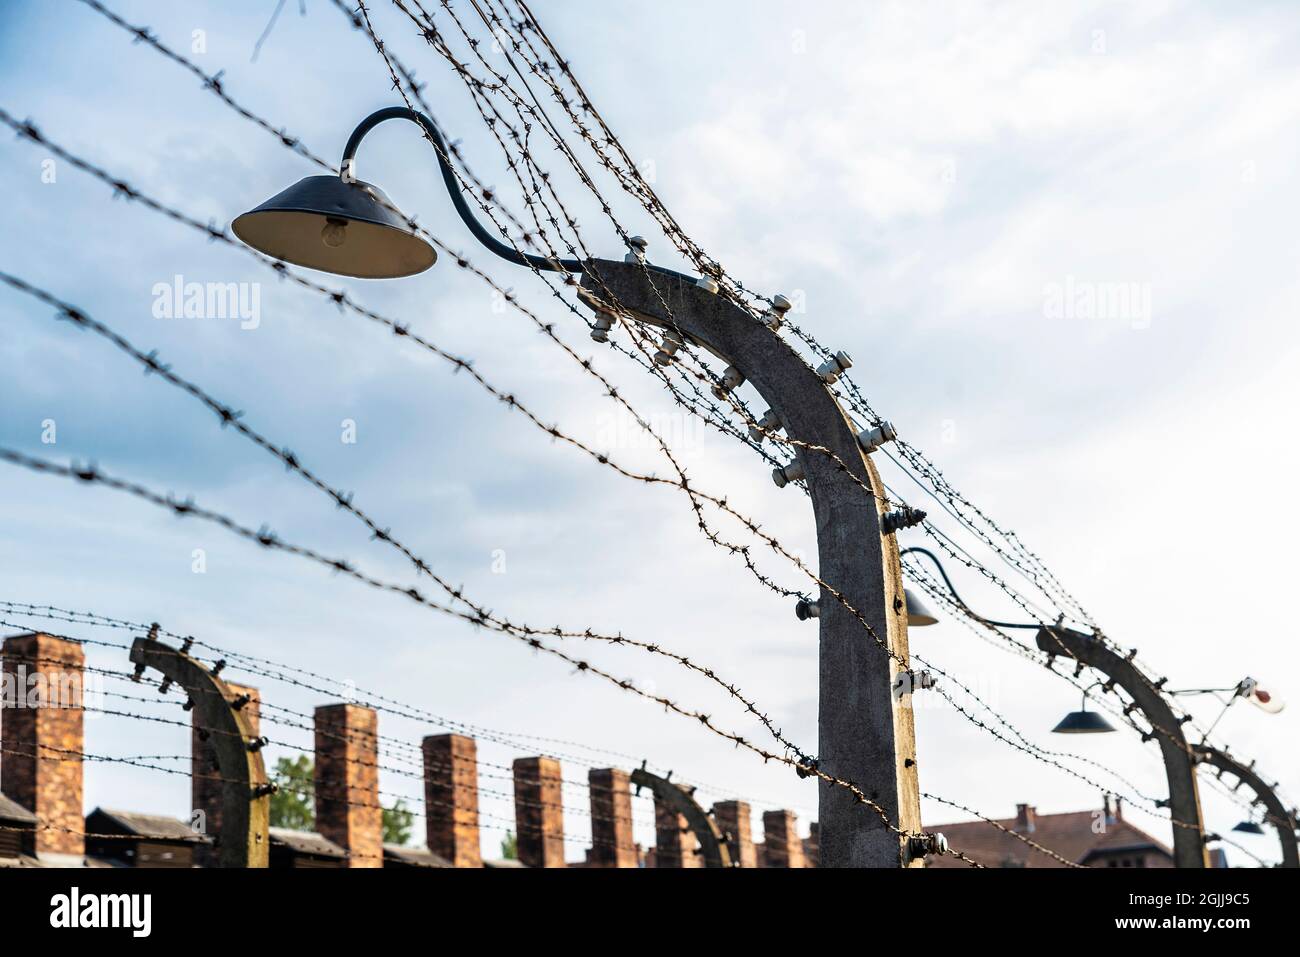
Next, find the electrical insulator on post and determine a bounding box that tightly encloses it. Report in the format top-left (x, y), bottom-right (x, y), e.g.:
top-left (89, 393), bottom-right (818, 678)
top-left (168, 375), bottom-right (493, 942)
top-left (906, 832), bottom-right (948, 861)
top-left (761, 294), bottom-right (793, 330)
top-left (590, 310), bottom-right (616, 343)
top-left (712, 365), bottom-right (745, 398)
top-left (881, 506), bottom-right (926, 534)
top-left (653, 329), bottom-right (684, 366)
top-left (894, 670), bottom-right (938, 699)
top-left (696, 274), bottom-right (720, 294)
top-left (772, 458), bottom-right (804, 488)
top-left (817, 350), bottom-right (853, 384)
top-left (795, 599), bottom-right (820, 621)
top-left (857, 420), bottom-right (898, 454)
top-left (749, 407), bottom-right (783, 441)
top-left (624, 235), bottom-right (648, 265)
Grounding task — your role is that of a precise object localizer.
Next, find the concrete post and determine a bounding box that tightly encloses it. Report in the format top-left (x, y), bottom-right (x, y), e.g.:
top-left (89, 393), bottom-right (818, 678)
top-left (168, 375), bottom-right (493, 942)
top-left (132, 636), bottom-right (269, 867)
top-left (1194, 744), bottom-right (1298, 868)
top-left (1037, 626), bottom-right (1208, 868)
top-left (631, 765), bottom-right (731, 868)
top-left (581, 261), bottom-right (920, 866)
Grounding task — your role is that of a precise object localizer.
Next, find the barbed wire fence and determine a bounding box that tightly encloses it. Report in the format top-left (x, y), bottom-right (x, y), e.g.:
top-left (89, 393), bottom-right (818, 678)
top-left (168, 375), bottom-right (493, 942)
top-left (0, 0), bottom-right (1283, 868)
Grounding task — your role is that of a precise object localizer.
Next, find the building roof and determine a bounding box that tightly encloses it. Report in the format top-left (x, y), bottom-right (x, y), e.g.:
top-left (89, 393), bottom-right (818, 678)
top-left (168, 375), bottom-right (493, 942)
top-left (2, 853), bottom-right (122, 869)
top-left (0, 794), bottom-right (37, 825)
top-left (268, 827), bottom-right (347, 859)
top-left (88, 808), bottom-right (210, 844)
top-left (382, 843), bottom-right (453, 868)
top-left (926, 804), bottom-right (1172, 868)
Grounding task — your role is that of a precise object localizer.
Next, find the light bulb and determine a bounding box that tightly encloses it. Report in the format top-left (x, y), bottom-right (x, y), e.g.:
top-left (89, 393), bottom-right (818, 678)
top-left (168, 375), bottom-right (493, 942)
top-left (321, 219), bottom-right (348, 248)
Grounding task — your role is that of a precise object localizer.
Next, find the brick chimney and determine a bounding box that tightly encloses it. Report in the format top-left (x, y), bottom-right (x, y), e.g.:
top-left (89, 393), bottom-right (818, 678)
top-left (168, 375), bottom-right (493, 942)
top-left (513, 756), bottom-right (565, 867)
top-left (1, 633), bottom-right (85, 857)
top-left (422, 733), bottom-right (481, 867)
top-left (192, 681), bottom-right (259, 866)
top-left (314, 703), bottom-right (382, 867)
top-left (712, 800), bottom-right (757, 867)
top-left (762, 809), bottom-right (805, 868)
top-left (653, 788), bottom-right (701, 868)
top-left (1015, 803), bottom-right (1036, 833)
top-left (588, 768), bottom-right (636, 867)
top-left (1102, 794), bottom-right (1124, 824)
top-left (803, 821), bottom-right (820, 868)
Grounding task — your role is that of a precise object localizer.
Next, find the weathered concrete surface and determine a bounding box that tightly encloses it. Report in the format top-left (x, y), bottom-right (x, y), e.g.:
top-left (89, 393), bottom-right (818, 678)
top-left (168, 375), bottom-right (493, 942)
top-left (131, 638), bottom-right (270, 867)
top-left (581, 261), bottom-right (920, 867)
top-left (1195, 744), bottom-right (1297, 867)
top-left (1036, 626), bottom-right (1208, 868)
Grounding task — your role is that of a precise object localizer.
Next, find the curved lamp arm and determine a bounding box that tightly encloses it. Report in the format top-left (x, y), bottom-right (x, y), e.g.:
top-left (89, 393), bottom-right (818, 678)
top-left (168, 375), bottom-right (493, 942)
top-left (898, 546), bottom-right (1042, 630)
top-left (342, 107), bottom-right (703, 288)
top-left (341, 107), bottom-right (583, 273)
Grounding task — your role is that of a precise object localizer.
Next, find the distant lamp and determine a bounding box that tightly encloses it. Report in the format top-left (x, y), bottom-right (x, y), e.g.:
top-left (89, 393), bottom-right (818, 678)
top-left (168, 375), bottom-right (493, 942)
top-left (903, 588), bottom-right (938, 627)
top-left (1232, 819), bottom-right (1266, 835)
top-left (1051, 693), bottom-right (1117, 734)
top-left (1237, 677), bottom-right (1285, 715)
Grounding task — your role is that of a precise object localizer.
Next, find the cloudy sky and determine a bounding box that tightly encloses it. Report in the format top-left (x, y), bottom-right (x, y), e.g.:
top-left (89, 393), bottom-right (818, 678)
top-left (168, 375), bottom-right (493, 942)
top-left (1, 0), bottom-right (1297, 866)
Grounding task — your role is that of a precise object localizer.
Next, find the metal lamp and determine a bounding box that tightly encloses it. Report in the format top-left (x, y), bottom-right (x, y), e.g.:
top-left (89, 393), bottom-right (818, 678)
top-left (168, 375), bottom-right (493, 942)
top-left (1051, 691), bottom-right (1117, 734)
top-left (903, 587), bottom-right (938, 627)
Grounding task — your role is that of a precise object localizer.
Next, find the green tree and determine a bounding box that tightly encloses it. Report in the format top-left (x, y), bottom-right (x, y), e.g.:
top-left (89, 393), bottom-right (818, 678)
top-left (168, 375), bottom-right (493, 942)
top-left (267, 754), bottom-right (416, 846)
top-left (501, 830), bottom-right (518, 860)
top-left (269, 755), bottom-right (314, 831)
top-left (383, 797), bottom-right (415, 846)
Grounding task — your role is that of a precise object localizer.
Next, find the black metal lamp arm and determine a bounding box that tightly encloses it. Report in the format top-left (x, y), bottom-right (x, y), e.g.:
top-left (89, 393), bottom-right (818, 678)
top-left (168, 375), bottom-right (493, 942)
top-left (898, 545), bottom-right (1042, 630)
top-left (341, 106), bottom-right (584, 273)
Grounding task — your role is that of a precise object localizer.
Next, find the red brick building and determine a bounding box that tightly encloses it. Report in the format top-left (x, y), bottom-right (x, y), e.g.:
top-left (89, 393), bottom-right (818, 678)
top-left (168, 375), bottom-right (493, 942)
top-left (926, 800), bottom-right (1175, 868)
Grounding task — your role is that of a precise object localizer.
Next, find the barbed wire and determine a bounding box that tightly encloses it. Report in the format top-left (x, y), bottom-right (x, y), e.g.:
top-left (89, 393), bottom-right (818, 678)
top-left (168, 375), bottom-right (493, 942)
top-left (0, 448), bottom-right (951, 858)
top-left (40, 6), bottom-right (1117, 826)
top-left (1, 599), bottom-right (817, 814)
top-left (35, 0), bottom-right (1284, 863)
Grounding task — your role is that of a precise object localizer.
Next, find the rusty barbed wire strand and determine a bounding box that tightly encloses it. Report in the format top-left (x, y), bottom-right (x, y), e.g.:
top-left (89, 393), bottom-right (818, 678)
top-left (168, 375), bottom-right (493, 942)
top-left (43, 0), bottom-right (1279, 858)
top-left (501, 0), bottom-right (1099, 627)
top-left (0, 107), bottom-right (851, 634)
top-left (15, 16), bottom-right (1076, 832)
top-left (480, 0), bottom-right (1106, 637)
top-left (0, 615), bottom-right (668, 824)
top-left (0, 601), bottom-right (816, 814)
top-left (0, 272), bottom-right (837, 782)
top-left (446, 0), bottom-right (1198, 733)
top-left (336, 6), bottom-right (1129, 784)
top-left (0, 448), bottom-right (951, 859)
top-left (919, 792), bottom-right (1087, 868)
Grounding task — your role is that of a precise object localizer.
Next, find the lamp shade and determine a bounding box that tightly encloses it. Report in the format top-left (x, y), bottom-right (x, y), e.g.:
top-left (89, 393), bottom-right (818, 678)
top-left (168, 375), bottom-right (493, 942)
top-left (1232, 820), bottom-right (1266, 835)
top-left (232, 175), bottom-right (436, 279)
top-left (903, 588), bottom-right (938, 627)
top-left (1051, 709), bottom-right (1116, 734)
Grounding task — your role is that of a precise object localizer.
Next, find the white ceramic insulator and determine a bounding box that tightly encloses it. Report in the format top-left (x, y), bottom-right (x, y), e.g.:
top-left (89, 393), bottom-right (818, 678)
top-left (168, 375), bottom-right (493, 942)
top-left (590, 312), bottom-right (615, 343)
top-left (712, 365), bottom-right (745, 398)
top-left (817, 350), bottom-right (853, 384)
top-left (771, 459), bottom-right (804, 488)
top-left (748, 408), bottom-right (783, 441)
top-left (857, 420), bottom-right (898, 454)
